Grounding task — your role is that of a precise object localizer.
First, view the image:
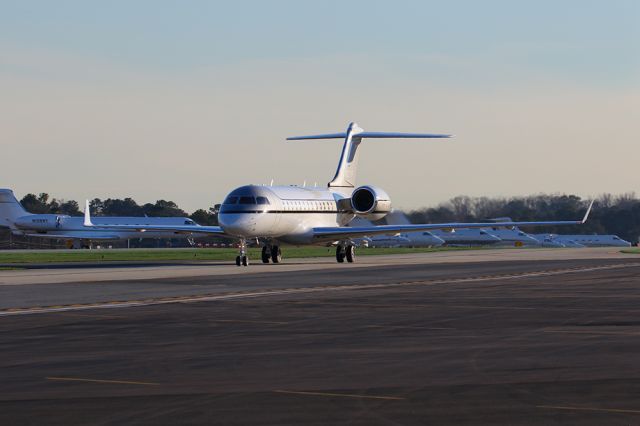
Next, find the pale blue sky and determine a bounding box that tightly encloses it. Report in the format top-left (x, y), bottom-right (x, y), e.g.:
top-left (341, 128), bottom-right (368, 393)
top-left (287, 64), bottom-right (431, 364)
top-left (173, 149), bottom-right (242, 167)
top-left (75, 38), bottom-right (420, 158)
top-left (2, 1), bottom-right (638, 84)
top-left (1, 1), bottom-right (638, 211)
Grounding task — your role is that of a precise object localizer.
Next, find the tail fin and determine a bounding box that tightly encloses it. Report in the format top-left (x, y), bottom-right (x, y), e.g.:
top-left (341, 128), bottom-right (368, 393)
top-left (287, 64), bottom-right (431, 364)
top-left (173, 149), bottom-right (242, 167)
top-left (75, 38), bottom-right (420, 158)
top-left (385, 210), bottom-right (412, 225)
top-left (287, 122), bottom-right (451, 188)
top-left (0, 189), bottom-right (29, 230)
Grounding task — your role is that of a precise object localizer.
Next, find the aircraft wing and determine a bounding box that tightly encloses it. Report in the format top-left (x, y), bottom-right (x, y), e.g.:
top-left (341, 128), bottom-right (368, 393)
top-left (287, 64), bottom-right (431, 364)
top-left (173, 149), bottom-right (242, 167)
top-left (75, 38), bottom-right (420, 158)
top-left (313, 201), bottom-right (593, 241)
top-left (25, 233), bottom-right (122, 240)
top-left (82, 201), bottom-right (228, 236)
top-left (84, 223), bottom-right (227, 235)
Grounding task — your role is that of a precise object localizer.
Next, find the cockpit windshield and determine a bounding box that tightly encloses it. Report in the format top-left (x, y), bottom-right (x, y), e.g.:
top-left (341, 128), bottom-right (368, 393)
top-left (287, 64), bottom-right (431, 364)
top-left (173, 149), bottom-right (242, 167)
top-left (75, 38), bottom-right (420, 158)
top-left (256, 196), bottom-right (270, 205)
top-left (224, 196), bottom-right (238, 205)
top-left (239, 196), bottom-right (256, 204)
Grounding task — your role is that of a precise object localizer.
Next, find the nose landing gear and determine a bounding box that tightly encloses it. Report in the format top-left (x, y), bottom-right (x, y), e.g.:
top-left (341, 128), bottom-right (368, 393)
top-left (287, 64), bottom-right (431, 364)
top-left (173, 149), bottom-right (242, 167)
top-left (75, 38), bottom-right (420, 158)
top-left (236, 239), bottom-right (249, 266)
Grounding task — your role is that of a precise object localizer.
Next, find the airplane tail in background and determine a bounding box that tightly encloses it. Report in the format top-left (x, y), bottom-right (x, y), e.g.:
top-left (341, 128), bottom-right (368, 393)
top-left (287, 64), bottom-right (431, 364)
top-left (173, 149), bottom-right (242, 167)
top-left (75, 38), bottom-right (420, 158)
top-left (384, 210), bottom-right (413, 226)
top-left (287, 122), bottom-right (451, 189)
top-left (0, 189), bottom-right (29, 230)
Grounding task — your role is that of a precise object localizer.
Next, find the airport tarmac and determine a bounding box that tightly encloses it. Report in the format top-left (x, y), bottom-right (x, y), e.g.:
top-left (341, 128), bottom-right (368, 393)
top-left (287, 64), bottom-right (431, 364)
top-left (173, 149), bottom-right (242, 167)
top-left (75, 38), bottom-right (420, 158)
top-left (1, 249), bottom-right (640, 424)
top-left (0, 247), bottom-right (632, 286)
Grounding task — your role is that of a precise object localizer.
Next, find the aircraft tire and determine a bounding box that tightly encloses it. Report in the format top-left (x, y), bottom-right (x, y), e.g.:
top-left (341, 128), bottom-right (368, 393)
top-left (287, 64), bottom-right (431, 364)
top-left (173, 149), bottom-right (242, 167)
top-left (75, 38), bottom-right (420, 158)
top-left (336, 245), bottom-right (345, 263)
top-left (346, 245), bottom-right (356, 263)
top-left (271, 245), bottom-right (282, 263)
top-left (261, 246), bottom-right (270, 263)
top-left (235, 256), bottom-right (242, 266)
top-left (242, 255), bottom-right (249, 266)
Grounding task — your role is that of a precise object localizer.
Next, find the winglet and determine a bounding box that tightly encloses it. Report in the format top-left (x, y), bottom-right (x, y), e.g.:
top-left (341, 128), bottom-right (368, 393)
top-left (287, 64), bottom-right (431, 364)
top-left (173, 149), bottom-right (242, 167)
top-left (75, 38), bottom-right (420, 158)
top-left (83, 199), bottom-right (93, 227)
top-left (581, 200), bottom-right (594, 224)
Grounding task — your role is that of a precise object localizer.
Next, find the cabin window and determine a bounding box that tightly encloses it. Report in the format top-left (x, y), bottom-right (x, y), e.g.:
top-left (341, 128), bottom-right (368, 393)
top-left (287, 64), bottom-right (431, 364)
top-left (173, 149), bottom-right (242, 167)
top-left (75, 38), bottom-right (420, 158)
top-left (184, 220), bottom-right (195, 225)
top-left (239, 196), bottom-right (256, 205)
top-left (256, 196), bottom-right (270, 205)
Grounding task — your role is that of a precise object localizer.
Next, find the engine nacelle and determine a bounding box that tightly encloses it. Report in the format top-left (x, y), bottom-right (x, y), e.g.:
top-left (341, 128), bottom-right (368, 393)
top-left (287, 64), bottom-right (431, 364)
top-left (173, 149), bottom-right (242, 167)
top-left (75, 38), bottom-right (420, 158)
top-left (350, 185), bottom-right (392, 220)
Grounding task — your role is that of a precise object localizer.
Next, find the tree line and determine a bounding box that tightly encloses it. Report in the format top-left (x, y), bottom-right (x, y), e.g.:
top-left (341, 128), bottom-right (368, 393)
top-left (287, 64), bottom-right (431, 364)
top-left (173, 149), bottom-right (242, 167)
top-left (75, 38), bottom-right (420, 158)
top-left (16, 192), bottom-right (640, 243)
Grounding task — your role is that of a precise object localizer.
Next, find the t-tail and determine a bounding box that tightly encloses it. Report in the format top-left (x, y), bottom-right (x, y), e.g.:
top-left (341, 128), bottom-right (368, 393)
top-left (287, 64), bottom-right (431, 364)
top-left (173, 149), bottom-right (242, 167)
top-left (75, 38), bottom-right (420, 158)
top-left (0, 189), bottom-right (29, 230)
top-left (287, 122), bottom-right (452, 188)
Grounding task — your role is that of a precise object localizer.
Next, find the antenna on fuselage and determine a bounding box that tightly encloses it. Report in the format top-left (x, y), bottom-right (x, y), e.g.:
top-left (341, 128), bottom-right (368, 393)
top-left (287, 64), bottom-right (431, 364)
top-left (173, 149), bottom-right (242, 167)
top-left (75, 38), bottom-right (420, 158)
top-left (270, 179), bottom-right (274, 186)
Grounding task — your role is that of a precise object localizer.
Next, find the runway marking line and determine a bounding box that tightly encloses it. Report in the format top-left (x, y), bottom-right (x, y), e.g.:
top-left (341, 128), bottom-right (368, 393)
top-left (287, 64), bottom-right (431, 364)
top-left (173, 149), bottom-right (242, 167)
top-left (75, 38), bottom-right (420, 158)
top-left (537, 405), bottom-right (640, 414)
top-left (273, 389), bottom-right (405, 401)
top-left (543, 329), bottom-right (640, 336)
top-left (60, 312), bottom-right (124, 320)
top-left (46, 377), bottom-right (160, 386)
top-left (2, 262), bottom-right (639, 316)
top-left (213, 319), bottom-right (288, 325)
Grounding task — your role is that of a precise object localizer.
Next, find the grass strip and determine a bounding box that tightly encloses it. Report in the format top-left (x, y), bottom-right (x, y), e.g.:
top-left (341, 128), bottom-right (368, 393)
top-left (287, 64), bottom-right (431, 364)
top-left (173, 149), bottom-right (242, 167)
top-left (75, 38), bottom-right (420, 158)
top-left (0, 246), bottom-right (479, 264)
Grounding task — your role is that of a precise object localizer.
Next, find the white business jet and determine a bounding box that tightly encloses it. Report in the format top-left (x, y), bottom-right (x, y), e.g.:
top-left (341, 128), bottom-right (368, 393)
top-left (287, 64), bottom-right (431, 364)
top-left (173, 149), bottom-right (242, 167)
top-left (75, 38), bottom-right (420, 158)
top-left (84, 122), bottom-right (593, 266)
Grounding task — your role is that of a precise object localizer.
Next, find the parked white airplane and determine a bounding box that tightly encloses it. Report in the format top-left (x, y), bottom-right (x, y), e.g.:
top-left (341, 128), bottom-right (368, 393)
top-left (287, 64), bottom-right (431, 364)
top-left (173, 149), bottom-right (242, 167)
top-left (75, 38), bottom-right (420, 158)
top-left (84, 122), bottom-right (593, 266)
top-left (379, 211), bottom-right (450, 247)
top-left (349, 214), bottom-right (444, 248)
top-left (0, 189), bottom-right (209, 248)
top-left (533, 234), bottom-right (577, 248)
top-left (430, 228), bottom-right (502, 246)
top-left (533, 233), bottom-right (630, 247)
top-left (483, 218), bottom-right (541, 246)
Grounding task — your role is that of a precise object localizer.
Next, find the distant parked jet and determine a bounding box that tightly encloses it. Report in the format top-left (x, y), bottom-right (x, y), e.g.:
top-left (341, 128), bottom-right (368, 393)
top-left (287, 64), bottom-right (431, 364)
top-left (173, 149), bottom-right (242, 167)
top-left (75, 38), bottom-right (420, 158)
top-left (0, 189), bottom-right (210, 248)
top-left (483, 218), bottom-right (541, 246)
top-left (533, 233), bottom-right (630, 248)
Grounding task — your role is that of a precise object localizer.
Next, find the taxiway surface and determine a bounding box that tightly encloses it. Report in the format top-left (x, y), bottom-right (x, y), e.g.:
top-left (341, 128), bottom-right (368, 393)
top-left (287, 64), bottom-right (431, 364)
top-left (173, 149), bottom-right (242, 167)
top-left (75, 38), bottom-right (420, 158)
top-left (1, 249), bottom-right (639, 424)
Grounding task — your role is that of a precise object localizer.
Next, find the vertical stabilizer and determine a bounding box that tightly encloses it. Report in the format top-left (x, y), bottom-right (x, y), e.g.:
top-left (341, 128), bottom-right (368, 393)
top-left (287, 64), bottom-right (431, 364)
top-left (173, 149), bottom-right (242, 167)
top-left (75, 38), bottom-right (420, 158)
top-left (385, 210), bottom-right (412, 225)
top-left (0, 189), bottom-right (29, 230)
top-left (286, 122), bottom-right (451, 189)
top-left (328, 122), bottom-right (363, 188)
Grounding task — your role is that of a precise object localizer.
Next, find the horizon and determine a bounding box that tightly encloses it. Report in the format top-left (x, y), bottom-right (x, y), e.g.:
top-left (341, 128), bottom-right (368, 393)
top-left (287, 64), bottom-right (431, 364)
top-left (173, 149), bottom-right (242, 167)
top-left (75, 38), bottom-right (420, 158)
top-left (10, 188), bottom-right (629, 216)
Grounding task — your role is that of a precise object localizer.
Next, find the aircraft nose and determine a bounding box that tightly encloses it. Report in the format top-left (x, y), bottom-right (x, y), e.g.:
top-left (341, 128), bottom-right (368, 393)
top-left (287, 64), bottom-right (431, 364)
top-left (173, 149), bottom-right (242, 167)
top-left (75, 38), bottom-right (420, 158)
top-left (219, 214), bottom-right (257, 236)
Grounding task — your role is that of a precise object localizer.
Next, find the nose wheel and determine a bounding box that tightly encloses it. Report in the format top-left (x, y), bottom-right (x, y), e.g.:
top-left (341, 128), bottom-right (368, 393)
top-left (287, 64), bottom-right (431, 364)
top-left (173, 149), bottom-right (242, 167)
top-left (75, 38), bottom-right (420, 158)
top-left (236, 238), bottom-right (249, 267)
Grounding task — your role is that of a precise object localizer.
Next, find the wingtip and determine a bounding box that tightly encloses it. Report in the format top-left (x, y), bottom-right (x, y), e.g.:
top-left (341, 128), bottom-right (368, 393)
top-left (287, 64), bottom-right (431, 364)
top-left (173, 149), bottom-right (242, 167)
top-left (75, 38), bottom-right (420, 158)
top-left (581, 200), bottom-right (595, 224)
top-left (83, 199), bottom-right (93, 227)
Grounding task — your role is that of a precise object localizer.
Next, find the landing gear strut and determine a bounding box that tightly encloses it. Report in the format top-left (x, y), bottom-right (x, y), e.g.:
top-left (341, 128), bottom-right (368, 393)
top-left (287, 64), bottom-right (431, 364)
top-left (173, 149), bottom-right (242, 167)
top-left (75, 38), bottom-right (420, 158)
top-left (261, 244), bottom-right (282, 264)
top-left (336, 243), bottom-right (356, 263)
top-left (236, 238), bottom-right (249, 267)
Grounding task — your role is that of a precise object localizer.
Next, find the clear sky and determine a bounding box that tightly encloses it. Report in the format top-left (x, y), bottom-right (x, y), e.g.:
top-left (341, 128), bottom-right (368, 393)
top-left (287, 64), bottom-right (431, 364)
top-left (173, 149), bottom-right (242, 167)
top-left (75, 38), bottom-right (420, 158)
top-left (1, 0), bottom-right (638, 212)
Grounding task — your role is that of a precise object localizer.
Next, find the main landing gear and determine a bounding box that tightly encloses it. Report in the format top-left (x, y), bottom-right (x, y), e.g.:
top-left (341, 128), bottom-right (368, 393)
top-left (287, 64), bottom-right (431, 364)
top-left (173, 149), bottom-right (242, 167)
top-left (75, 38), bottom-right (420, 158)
top-left (261, 244), bottom-right (282, 264)
top-left (235, 239), bottom-right (249, 267)
top-left (336, 243), bottom-right (356, 263)
top-left (237, 241), bottom-right (283, 267)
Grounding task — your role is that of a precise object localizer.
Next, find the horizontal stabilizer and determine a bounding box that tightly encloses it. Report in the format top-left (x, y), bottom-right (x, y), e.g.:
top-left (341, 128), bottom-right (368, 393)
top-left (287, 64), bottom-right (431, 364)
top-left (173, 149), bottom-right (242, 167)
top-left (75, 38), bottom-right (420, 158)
top-left (287, 131), bottom-right (452, 140)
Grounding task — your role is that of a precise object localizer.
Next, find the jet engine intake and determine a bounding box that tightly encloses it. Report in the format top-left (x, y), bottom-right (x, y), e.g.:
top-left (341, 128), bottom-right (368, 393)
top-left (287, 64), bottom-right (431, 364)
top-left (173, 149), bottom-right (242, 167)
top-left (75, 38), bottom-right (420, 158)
top-left (350, 186), bottom-right (392, 220)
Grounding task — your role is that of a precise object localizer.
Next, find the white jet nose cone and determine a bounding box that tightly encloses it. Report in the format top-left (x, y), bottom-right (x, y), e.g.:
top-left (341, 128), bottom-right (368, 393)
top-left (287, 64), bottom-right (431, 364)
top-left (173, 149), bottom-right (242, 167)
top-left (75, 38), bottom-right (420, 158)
top-left (219, 214), bottom-right (257, 236)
